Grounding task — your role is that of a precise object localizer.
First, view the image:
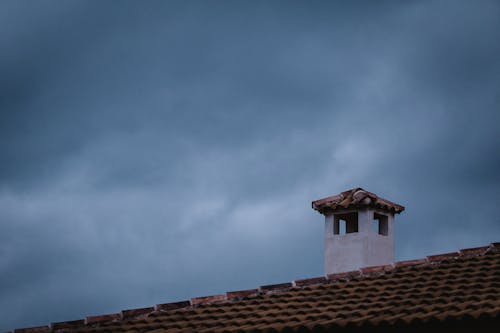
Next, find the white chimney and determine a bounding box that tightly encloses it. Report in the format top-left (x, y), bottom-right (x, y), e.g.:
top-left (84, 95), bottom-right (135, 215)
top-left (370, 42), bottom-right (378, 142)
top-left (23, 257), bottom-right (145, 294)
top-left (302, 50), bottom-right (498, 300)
top-left (312, 188), bottom-right (405, 275)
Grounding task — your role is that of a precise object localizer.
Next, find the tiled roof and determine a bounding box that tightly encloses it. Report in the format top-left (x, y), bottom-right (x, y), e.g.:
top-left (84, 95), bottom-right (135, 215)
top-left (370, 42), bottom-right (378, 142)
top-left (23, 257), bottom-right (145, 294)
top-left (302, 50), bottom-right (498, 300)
top-left (14, 243), bottom-right (500, 333)
top-left (312, 188), bottom-right (405, 215)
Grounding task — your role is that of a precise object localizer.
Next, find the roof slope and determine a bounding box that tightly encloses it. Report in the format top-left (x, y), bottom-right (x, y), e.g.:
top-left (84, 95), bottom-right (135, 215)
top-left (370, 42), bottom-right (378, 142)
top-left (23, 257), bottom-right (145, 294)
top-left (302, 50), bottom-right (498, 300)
top-left (15, 243), bottom-right (500, 333)
top-left (312, 188), bottom-right (405, 214)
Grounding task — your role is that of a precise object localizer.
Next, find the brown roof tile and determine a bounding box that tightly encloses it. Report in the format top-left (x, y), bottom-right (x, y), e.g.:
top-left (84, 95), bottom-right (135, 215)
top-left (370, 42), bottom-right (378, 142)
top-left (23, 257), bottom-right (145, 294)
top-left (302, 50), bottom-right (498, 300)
top-left (226, 289), bottom-right (259, 300)
top-left (312, 187), bottom-right (405, 214)
top-left (394, 258), bottom-right (428, 268)
top-left (13, 326), bottom-right (50, 333)
top-left (490, 242), bottom-right (500, 249)
top-left (85, 313), bottom-right (120, 325)
top-left (459, 246), bottom-right (491, 256)
top-left (259, 282), bottom-right (293, 292)
top-left (191, 294), bottom-right (225, 305)
top-left (327, 270), bottom-right (361, 281)
top-left (360, 264), bottom-right (394, 274)
top-left (120, 306), bottom-right (154, 319)
top-left (13, 242), bottom-right (500, 333)
top-left (50, 319), bottom-right (85, 330)
top-left (294, 276), bottom-right (327, 287)
top-left (155, 300), bottom-right (191, 311)
top-left (427, 251), bottom-right (460, 262)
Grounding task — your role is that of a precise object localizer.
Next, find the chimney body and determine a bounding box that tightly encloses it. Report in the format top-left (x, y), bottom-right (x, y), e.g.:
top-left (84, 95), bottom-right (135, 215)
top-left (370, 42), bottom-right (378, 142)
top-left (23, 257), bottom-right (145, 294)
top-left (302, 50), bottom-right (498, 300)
top-left (312, 188), bottom-right (404, 275)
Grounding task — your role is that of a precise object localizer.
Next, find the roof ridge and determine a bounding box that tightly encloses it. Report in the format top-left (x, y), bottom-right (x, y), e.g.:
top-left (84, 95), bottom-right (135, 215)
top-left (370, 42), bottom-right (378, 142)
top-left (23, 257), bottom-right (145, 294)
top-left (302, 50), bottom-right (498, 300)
top-left (13, 242), bottom-right (500, 333)
top-left (312, 188), bottom-right (405, 214)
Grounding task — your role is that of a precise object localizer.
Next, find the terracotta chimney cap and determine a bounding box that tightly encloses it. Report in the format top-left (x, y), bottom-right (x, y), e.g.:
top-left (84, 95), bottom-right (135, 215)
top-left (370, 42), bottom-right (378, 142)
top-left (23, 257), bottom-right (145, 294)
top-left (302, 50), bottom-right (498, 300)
top-left (312, 187), bottom-right (405, 215)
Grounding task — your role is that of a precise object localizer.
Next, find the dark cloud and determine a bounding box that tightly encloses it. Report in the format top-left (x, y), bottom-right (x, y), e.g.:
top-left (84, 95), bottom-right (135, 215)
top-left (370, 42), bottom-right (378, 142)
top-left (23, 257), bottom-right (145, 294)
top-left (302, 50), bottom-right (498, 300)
top-left (1, 1), bottom-right (500, 331)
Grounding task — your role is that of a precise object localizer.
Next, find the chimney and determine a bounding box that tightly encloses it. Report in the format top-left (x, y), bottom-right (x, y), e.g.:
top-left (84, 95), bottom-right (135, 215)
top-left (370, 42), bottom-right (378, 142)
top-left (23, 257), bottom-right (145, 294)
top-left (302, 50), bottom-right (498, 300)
top-left (312, 188), bottom-right (405, 275)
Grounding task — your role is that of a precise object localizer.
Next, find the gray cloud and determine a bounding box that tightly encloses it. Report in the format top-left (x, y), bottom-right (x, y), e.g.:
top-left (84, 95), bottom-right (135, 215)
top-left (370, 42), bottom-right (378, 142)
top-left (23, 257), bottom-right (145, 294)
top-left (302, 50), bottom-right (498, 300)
top-left (1, 1), bottom-right (500, 331)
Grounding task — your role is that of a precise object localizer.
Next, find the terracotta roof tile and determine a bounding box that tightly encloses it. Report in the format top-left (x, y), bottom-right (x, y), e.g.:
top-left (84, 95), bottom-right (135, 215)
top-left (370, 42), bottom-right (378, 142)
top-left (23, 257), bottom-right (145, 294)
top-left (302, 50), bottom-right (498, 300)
top-left (326, 270), bottom-right (361, 281)
top-left (50, 319), bottom-right (85, 330)
top-left (490, 242), bottom-right (500, 249)
top-left (394, 258), bottom-right (428, 268)
top-left (312, 188), bottom-right (405, 214)
top-left (459, 245), bottom-right (491, 256)
top-left (259, 282), bottom-right (293, 292)
top-left (85, 313), bottom-right (120, 324)
top-left (191, 294), bottom-right (226, 305)
top-left (120, 306), bottom-right (154, 320)
top-left (427, 251), bottom-right (460, 262)
top-left (13, 326), bottom-right (50, 333)
top-left (155, 301), bottom-right (191, 311)
top-left (360, 264), bottom-right (394, 274)
top-left (294, 276), bottom-right (326, 287)
top-left (13, 242), bottom-right (500, 333)
top-left (226, 289), bottom-right (259, 300)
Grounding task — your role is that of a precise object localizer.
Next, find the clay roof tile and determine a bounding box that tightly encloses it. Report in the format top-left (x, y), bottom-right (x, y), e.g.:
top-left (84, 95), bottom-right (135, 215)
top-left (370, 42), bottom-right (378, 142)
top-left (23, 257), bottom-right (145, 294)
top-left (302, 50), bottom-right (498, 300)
top-left (312, 188), bottom-right (405, 215)
top-left (11, 242), bottom-right (500, 333)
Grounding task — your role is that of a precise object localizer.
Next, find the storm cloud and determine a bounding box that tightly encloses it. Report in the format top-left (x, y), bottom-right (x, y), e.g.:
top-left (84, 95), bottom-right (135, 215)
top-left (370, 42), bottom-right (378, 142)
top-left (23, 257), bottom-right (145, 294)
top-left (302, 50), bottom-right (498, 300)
top-left (1, 1), bottom-right (499, 330)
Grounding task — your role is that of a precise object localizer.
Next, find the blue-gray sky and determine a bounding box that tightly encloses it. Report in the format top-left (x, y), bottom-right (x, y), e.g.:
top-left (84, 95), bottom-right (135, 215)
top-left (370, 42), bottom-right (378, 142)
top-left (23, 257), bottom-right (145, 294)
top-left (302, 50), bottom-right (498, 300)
top-left (1, 1), bottom-right (499, 331)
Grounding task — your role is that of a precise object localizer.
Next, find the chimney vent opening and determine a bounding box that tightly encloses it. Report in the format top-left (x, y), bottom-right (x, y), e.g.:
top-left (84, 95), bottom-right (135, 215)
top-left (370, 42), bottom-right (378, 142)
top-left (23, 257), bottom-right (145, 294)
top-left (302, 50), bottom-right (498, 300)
top-left (373, 212), bottom-right (389, 236)
top-left (333, 212), bottom-right (358, 235)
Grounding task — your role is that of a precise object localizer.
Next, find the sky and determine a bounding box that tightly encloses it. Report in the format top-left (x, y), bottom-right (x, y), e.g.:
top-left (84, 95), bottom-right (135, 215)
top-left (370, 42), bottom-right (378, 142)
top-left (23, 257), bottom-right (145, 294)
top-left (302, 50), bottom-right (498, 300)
top-left (1, 0), bottom-right (499, 331)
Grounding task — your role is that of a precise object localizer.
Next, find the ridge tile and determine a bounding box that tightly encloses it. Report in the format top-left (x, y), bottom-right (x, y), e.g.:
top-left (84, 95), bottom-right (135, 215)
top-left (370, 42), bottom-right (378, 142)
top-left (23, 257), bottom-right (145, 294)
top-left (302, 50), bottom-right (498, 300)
top-left (260, 282), bottom-right (293, 292)
top-left (226, 289), bottom-right (258, 300)
top-left (155, 300), bottom-right (191, 311)
top-left (120, 306), bottom-right (154, 319)
top-left (191, 294), bottom-right (225, 305)
top-left (427, 252), bottom-right (460, 262)
top-left (360, 264), bottom-right (393, 275)
top-left (13, 326), bottom-right (50, 333)
top-left (50, 319), bottom-right (85, 330)
top-left (85, 313), bottom-right (120, 324)
top-left (459, 246), bottom-right (490, 256)
top-left (327, 270), bottom-right (361, 280)
top-left (294, 276), bottom-right (327, 287)
top-left (395, 258), bottom-right (428, 268)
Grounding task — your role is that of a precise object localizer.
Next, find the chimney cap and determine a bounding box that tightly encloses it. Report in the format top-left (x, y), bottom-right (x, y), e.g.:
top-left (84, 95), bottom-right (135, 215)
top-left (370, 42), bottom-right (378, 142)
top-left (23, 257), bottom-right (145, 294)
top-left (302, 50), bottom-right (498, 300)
top-left (312, 187), bottom-right (405, 215)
